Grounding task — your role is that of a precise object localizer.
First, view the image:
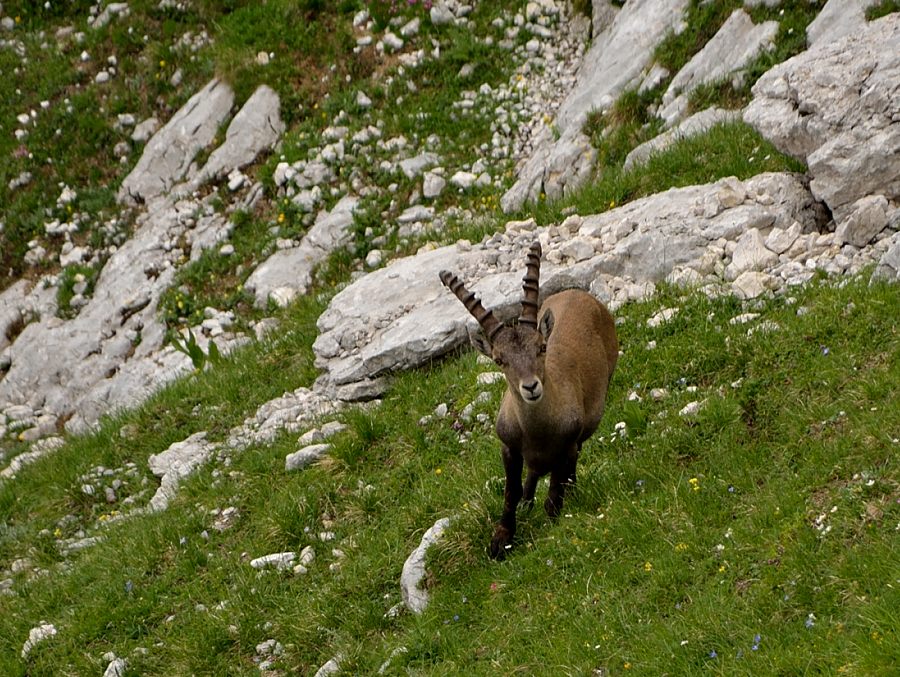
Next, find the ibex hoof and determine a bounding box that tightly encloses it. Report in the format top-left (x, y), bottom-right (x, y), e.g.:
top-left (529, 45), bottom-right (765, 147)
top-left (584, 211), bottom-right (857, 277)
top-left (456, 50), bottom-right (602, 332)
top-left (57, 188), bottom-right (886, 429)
top-left (544, 496), bottom-right (562, 519)
top-left (489, 526), bottom-right (514, 560)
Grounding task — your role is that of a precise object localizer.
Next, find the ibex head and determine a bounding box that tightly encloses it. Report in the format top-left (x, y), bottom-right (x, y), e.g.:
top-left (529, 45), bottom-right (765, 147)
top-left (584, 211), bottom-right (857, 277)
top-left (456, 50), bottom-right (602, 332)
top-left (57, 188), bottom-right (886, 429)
top-left (440, 242), bottom-right (554, 405)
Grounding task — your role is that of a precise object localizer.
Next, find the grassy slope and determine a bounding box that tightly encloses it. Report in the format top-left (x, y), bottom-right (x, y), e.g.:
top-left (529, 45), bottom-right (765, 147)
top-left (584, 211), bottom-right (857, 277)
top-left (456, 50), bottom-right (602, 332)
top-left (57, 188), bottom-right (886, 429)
top-left (1, 1), bottom-right (899, 675)
top-left (1, 274), bottom-right (897, 675)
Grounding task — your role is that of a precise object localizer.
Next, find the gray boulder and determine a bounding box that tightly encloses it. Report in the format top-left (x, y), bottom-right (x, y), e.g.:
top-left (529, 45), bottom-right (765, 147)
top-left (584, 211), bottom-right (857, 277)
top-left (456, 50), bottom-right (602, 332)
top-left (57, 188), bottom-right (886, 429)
top-left (315, 174), bottom-right (820, 396)
top-left (659, 9), bottom-right (778, 127)
top-left (744, 14), bottom-right (900, 222)
top-left (118, 79), bottom-right (234, 205)
top-left (147, 432), bottom-right (215, 512)
top-left (806, 0), bottom-right (879, 46)
top-left (245, 195), bottom-right (360, 308)
top-left (191, 85), bottom-right (285, 187)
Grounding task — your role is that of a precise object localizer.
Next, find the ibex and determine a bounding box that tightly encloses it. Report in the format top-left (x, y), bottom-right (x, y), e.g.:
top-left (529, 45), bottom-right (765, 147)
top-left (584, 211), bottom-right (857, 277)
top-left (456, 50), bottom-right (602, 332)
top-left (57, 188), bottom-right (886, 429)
top-left (440, 242), bottom-right (618, 559)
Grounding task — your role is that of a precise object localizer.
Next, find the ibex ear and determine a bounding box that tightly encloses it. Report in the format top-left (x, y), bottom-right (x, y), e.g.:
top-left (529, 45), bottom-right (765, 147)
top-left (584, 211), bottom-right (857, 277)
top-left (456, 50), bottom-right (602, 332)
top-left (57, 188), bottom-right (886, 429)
top-left (468, 326), bottom-right (493, 357)
top-left (539, 309), bottom-right (555, 340)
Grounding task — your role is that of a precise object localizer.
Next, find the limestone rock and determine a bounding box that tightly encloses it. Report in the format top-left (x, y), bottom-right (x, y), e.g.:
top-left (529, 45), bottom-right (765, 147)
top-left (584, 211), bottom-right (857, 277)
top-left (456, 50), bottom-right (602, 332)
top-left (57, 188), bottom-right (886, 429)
top-left (873, 232), bottom-right (900, 281)
top-left (314, 174), bottom-right (819, 393)
top-left (147, 432), bottom-right (215, 512)
top-left (21, 623), bottom-right (57, 658)
top-left (806, 0), bottom-right (878, 46)
top-left (659, 10), bottom-right (778, 127)
top-left (835, 195), bottom-right (889, 247)
top-left (744, 14), bottom-right (900, 221)
top-left (401, 517), bottom-right (452, 614)
top-left (285, 443), bottom-right (331, 471)
top-left (502, 0), bottom-right (690, 212)
top-left (245, 195), bottom-right (359, 308)
top-left (624, 108), bottom-right (741, 170)
top-left (725, 228), bottom-right (780, 281)
top-left (250, 552), bottom-right (297, 571)
top-left (118, 79), bottom-right (234, 205)
top-left (192, 85), bottom-right (284, 187)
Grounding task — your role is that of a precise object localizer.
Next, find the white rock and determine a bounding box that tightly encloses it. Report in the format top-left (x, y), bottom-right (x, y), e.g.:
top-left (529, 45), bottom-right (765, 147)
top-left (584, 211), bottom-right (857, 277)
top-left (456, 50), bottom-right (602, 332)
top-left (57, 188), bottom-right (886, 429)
top-left (834, 195), bottom-right (889, 247)
top-left (383, 32), bottom-right (404, 52)
top-left (745, 14), bottom-right (900, 222)
top-left (400, 18), bottom-right (420, 37)
top-left (401, 517), bottom-right (452, 613)
top-left (725, 229), bottom-right (779, 281)
top-left (103, 657), bottom-right (127, 677)
top-left (423, 172), bottom-right (446, 199)
top-left (22, 623), bottom-right (57, 658)
top-left (450, 171), bottom-right (477, 189)
top-left (647, 307), bottom-right (679, 328)
top-left (679, 401), bottom-right (703, 417)
top-left (366, 249), bottom-right (384, 268)
top-left (476, 372), bottom-right (504, 385)
top-left (250, 552), bottom-right (296, 571)
top-left (731, 271), bottom-right (778, 299)
top-left (430, 2), bottom-right (455, 26)
top-left (147, 432), bottom-right (215, 513)
top-left (285, 443), bottom-right (331, 471)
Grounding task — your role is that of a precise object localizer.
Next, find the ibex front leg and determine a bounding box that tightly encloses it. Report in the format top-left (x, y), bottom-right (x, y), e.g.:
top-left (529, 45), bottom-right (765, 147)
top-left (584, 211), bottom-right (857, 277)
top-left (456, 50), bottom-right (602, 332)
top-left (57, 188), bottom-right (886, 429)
top-left (491, 444), bottom-right (523, 560)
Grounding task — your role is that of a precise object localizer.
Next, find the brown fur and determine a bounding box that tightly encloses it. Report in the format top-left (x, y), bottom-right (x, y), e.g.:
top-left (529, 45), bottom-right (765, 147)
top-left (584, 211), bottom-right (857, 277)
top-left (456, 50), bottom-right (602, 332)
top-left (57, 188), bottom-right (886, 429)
top-left (440, 247), bottom-right (618, 559)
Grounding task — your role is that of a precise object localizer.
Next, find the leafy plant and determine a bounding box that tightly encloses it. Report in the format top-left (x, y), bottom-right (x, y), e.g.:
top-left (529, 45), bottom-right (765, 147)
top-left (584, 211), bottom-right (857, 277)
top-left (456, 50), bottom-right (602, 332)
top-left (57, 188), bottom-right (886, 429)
top-left (170, 328), bottom-right (223, 371)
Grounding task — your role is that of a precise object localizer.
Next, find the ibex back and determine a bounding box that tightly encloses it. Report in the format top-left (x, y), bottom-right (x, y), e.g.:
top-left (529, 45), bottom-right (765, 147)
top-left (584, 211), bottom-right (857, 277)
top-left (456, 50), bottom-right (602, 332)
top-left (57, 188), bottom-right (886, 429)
top-left (440, 242), bottom-right (618, 559)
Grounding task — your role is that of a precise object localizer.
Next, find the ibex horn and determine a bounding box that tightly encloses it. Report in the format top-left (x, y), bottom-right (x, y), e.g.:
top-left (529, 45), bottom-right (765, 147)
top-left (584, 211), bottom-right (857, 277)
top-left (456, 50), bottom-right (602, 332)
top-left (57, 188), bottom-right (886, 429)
top-left (439, 270), bottom-right (503, 341)
top-left (518, 241), bottom-right (542, 329)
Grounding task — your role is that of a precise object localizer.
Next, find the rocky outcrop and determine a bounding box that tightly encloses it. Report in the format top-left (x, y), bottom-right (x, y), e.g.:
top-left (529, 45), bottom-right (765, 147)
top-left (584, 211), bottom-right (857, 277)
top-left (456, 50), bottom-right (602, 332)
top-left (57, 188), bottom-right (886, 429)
top-left (146, 431), bottom-right (215, 512)
top-left (805, 0), bottom-right (879, 46)
top-left (118, 79), bottom-right (234, 205)
top-left (315, 173), bottom-right (859, 397)
top-left (659, 9), bottom-right (778, 127)
top-left (0, 81), bottom-right (288, 439)
top-left (744, 13), bottom-right (900, 223)
top-left (190, 84), bottom-right (285, 189)
top-left (245, 195), bottom-right (360, 308)
top-left (501, 0), bottom-right (690, 212)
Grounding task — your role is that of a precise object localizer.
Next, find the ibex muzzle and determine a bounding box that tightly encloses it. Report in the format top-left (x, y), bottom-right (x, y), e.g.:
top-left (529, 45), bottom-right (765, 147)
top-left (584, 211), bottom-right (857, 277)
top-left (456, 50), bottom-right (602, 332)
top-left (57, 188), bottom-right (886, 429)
top-left (440, 242), bottom-right (618, 559)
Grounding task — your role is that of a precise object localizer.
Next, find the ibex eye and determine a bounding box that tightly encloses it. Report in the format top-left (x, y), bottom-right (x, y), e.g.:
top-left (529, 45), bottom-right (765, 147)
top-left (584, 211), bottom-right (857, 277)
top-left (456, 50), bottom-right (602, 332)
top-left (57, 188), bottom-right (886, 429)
top-left (540, 344), bottom-right (547, 354)
top-left (494, 357), bottom-right (504, 367)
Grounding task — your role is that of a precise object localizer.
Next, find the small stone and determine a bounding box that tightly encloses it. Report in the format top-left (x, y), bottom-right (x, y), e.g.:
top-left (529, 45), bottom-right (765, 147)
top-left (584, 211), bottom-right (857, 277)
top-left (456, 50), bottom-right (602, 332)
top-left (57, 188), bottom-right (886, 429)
top-left (450, 171), bottom-right (477, 189)
top-left (423, 172), bottom-right (446, 199)
top-left (476, 372), bottom-right (504, 385)
top-left (250, 552), bottom-right (296, 571)
top-left (383, 32), bottom-right (404, 52)
top-left (679, 401), bottom-right (703, 417)
top-left (285, 443), bottom-right (331, 471)
top-left (647, 307), bottom-right (679, 328)
top-left (365, 249), bottom-right (383, 268)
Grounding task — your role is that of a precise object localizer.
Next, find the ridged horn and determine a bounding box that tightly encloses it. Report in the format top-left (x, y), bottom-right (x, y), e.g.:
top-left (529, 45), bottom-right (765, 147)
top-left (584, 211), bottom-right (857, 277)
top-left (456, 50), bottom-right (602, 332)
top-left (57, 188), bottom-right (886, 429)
top-left (439, 270), bottom-right (503, 341)
top-left (518, 241), bottom-right (542, 329)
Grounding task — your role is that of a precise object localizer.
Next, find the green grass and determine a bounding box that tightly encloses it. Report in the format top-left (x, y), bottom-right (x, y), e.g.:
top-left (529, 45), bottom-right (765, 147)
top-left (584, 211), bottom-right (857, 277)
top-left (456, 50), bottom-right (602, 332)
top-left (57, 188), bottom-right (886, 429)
top-left (866, 1), bottom-right (900, 20)
top-left (524, 120), bottom-right (805, 226)
top-left (2, 273), bottom-right (897, 674)
top-left (2, 2), bottom-right (899, 674)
